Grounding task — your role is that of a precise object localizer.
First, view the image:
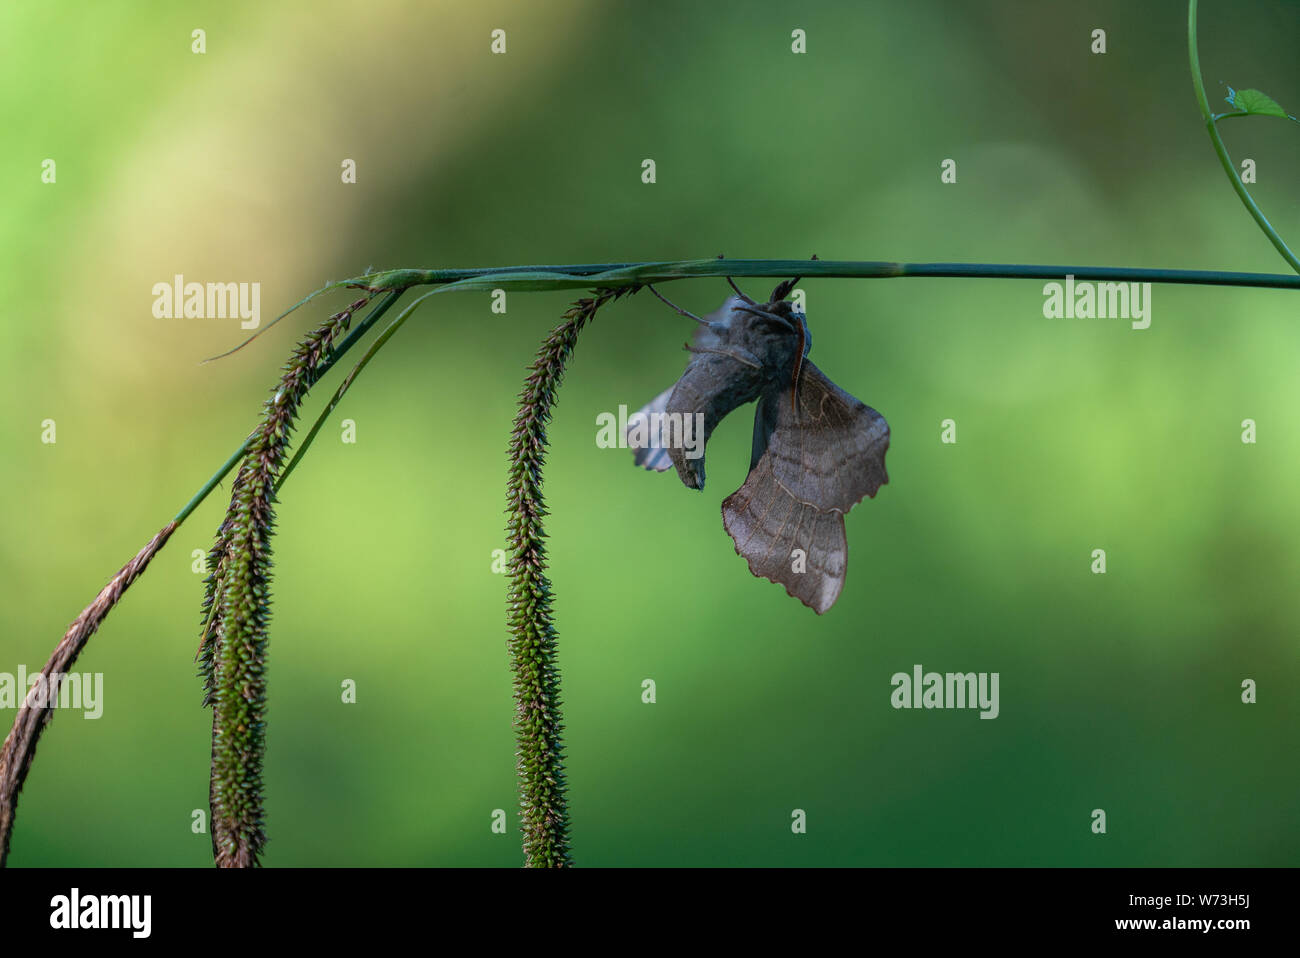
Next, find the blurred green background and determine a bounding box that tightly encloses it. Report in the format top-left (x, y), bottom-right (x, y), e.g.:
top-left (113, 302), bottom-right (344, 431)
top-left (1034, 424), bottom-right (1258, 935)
top-left (1, 0), bottom-right (1297, 867)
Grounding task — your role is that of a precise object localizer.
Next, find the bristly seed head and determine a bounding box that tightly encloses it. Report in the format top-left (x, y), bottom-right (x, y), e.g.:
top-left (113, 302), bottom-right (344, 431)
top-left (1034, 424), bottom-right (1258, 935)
top-left (199, 294), bottom-right (367, 868)
top-left (504, 285), bottom-right (638, 868)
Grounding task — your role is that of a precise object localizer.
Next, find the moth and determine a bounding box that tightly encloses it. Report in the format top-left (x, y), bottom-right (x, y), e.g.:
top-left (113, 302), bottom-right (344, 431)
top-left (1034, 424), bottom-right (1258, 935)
top-left (628, 276), bottom-right (890, 613)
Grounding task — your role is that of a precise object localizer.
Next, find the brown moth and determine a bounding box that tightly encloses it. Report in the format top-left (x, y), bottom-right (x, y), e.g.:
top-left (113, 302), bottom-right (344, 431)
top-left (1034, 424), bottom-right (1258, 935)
top-left (628, 278), bottom-right (889, 613)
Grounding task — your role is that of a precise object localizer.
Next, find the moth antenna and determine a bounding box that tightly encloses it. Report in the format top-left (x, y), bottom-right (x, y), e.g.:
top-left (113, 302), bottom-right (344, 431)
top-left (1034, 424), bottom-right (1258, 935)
top-left (648, 284), bottom-right (708, 325)
top-left (685, 344), bottom-right (762, 370)
top-left (725, 277), bottom-right (756, 304)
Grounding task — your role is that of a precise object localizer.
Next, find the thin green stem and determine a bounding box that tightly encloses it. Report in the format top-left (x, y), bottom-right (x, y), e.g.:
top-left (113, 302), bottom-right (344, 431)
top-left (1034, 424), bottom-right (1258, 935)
top-left (173, 440), bottom-right (253, 526)
top-left (174, 289), bottom-right (407, 525)
top-left (1215, 111), bottom-right (1300, 127)
top-left (1188, 0), bottom-right (1300, 274)
top-left (346, 260), bottom-right (1300, 295)
top-left (276, 287), bottom-right (439, 491)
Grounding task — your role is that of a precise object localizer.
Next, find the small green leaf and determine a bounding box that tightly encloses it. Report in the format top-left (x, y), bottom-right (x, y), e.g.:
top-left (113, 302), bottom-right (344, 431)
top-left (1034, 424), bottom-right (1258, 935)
top-left (1226, 86), bottom-right (1288, 118)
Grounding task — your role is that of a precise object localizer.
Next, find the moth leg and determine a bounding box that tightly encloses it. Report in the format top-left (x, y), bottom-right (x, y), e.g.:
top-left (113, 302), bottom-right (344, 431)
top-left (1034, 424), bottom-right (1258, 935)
top-left (726, 277), bottom-right (756, 305)
top-left (647, 284), bottom-right (709, 325)
top-left (684, 343), bottom-right (762, 369)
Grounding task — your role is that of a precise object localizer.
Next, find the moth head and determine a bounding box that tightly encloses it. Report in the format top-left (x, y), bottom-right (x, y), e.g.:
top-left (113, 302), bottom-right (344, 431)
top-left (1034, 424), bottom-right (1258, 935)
top-left (732, 295), bottom-right (812, 358)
